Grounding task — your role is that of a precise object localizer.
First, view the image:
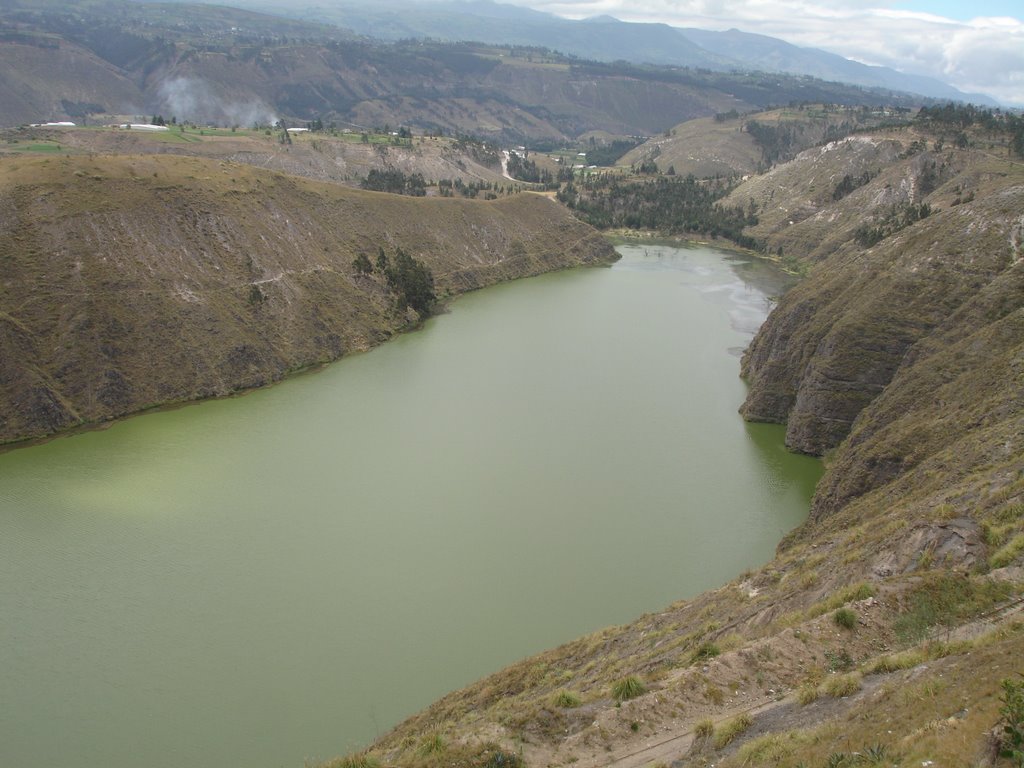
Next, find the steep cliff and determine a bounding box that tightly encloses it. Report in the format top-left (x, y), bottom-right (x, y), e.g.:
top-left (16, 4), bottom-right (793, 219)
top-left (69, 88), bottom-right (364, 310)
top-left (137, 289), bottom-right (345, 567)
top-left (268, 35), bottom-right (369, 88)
top-left (0, 154), bottom-right (614, 444)
top-left (734, 131), bottom-right (1024, 519)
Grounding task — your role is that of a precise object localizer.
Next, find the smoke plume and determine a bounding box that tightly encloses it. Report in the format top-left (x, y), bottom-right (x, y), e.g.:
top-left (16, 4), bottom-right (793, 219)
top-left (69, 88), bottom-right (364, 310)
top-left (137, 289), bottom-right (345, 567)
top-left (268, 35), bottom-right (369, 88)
top-left (156, 76), bottom-right (278, 126)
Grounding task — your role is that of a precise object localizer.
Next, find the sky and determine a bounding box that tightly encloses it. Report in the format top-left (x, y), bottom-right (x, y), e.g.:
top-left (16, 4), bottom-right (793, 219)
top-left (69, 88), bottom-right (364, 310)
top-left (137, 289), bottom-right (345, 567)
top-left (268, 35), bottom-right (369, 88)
top-left (500, 0), bottom-right (1024, 105)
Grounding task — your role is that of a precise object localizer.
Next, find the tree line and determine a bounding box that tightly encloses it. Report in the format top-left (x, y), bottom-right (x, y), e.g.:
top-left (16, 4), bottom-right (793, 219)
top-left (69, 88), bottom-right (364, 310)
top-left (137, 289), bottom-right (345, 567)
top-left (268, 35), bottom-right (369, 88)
top-left (557, 174), bottom-right (759, 247)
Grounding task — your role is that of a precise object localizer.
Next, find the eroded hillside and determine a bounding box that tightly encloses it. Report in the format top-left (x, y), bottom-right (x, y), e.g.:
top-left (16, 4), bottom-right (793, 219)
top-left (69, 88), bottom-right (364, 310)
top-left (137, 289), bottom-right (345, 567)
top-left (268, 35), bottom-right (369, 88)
top-left (0, 153), bottom-right (614, 444)
top-left (621, 106), bottom-right (897, 178)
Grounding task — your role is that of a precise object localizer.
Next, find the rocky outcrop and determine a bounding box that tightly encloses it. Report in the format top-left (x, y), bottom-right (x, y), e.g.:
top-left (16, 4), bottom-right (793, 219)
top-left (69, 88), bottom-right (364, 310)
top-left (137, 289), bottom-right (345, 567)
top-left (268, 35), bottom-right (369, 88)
top-left (0, 154), bottom-right (615, 445)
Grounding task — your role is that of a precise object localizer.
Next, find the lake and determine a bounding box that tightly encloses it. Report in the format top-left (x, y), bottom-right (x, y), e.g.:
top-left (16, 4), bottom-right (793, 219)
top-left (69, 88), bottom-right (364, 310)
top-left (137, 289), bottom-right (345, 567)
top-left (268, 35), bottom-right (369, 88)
top-left (0, 242), bottom-right (821, 768)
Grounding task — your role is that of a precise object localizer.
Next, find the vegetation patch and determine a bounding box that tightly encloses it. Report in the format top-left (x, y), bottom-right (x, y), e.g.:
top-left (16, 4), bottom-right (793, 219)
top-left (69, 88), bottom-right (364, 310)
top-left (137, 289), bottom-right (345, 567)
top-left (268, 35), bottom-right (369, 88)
top-left (893, 574), bottom-right (1013, 644)
top-left (832, 608), bottom-right (857, 630)
top-left (992, 534), bottom-right (1024, 569)
top-left (865, 649), bottom-right (925, 675)
top-left (713, 713), bottom-right (753, 749)
top-left (551, 690), bottom-right (581, 708)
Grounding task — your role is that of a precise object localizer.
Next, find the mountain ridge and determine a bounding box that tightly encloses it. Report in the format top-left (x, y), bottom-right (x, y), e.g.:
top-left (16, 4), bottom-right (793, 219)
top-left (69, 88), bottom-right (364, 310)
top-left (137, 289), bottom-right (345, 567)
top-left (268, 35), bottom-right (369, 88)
top-left (226, 0), bottom-right (997, 104)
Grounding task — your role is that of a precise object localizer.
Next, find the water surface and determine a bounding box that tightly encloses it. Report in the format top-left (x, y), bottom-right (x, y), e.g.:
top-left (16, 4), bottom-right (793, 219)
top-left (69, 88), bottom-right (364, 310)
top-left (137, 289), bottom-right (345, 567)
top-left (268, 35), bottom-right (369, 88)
top-left (0, 242), bottom-right (821, 768)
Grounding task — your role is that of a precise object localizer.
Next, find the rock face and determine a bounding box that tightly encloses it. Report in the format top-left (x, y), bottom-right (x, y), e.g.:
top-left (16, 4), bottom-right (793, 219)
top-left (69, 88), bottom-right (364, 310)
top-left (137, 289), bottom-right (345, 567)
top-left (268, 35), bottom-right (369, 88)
top-left (0, 154), bottom-right (615, 445)
top-left (736, 134), bottom-right (1024, 520)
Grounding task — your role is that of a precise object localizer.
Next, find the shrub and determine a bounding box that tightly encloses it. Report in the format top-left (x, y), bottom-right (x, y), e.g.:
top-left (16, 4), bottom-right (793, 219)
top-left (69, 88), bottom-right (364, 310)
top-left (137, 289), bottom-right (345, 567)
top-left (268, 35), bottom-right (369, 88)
top-left (833, 608), bottom-right (857, 630)
top-left (612, 675), bottom-right (646, 702)
top-left (694, 719), bottom-right (714, 739)
top-left (713, 713), bottom-right (753, 749)
top-left (1000, 675), bottom-right (1024, 766)
top-left (894, 575), bottom-right (1012, 643)
top-left (861, 743), bottom-right (890, 765)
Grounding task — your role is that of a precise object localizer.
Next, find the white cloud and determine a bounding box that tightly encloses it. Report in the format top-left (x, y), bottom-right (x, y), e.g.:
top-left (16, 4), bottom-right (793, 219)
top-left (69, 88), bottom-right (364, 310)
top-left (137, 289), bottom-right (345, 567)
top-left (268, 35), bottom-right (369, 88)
top-left (506, 0), bottom-right (1024, 104)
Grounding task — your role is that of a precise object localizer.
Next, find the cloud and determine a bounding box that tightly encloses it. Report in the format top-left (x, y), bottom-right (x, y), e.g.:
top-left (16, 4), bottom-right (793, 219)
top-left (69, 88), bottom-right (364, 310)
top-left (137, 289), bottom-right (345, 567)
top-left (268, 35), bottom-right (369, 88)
top-left (504, 0), bottom-right (1024, 104)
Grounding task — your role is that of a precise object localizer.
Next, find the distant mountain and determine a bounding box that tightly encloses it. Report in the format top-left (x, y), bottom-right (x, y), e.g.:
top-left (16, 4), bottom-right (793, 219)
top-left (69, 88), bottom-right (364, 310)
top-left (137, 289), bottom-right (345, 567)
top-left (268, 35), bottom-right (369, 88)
top-left (229, 0), bottom-right (995, 105)
top-left (677, 27), bottom-right (997, 106)
top-left (233, 0), bottom-right (724, 68)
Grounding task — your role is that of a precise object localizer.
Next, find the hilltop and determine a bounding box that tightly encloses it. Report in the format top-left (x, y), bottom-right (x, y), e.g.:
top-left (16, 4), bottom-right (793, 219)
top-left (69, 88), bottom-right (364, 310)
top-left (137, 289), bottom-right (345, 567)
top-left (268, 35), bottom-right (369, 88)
top-left (1, 124), bottom-right (512, 187)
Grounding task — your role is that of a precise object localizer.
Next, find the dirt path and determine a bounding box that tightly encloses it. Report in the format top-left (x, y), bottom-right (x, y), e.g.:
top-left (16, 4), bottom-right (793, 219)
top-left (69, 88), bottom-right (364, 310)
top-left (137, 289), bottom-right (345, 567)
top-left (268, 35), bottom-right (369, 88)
top-left (500, 151), bottom-right (516, 181)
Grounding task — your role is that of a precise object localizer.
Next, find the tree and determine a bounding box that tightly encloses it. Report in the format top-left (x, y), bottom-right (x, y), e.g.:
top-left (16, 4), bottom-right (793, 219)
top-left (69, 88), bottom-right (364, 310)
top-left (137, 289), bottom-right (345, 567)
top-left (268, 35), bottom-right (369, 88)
top-left (385, 247), bottom-right (435, 315)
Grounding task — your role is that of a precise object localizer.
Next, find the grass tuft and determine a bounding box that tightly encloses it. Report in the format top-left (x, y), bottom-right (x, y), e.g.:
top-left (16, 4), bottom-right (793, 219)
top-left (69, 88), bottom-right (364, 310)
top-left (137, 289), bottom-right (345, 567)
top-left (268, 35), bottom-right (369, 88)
top-left (991, 533), bottom-right (1024, 569)
top-left (694, 719), bottom-right (714, 739)
top-left (691, 641), bottom-right (721, 663)
top-left (823, 672), bottom-right (862, 698)
top-left (833, 607), bottom-right (857, 630)
top-left (418, 732), bottom-right (446, 756)
top-left (797, 682), bottom-right (820, 705)
top-left (611, 675), bottom-right (646, 702)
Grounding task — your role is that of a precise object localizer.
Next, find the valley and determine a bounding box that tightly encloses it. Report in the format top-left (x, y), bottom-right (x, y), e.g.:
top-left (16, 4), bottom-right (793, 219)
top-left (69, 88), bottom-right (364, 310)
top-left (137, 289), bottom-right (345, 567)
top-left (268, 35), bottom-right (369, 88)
top-left (1, 2), bottom-right (1023, 767)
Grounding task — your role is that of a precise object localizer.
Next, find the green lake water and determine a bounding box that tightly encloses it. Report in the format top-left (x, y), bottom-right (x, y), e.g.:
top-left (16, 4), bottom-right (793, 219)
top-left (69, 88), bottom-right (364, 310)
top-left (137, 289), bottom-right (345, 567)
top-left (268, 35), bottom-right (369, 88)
top-left (0, 243), bottom-right (822, 768)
